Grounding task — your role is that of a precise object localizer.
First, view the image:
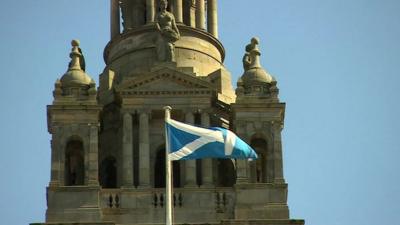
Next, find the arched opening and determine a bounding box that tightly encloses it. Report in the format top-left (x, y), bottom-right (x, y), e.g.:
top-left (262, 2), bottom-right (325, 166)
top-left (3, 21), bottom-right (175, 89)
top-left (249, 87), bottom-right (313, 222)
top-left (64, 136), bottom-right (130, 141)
top-left (100, 156), bottom-right (117, 188)
top-left (250, 138), bottom-right (268, 183)
top-left (65, 139), bottom-right (84, 186)
top-left (154, 146), bottom-right (181, 188)
top-left (196, 159), bottom-right (202, 186)
top-left (217, 159), bottom-right (236, 187)
top-left (138, 0), bottom-right (146, 26)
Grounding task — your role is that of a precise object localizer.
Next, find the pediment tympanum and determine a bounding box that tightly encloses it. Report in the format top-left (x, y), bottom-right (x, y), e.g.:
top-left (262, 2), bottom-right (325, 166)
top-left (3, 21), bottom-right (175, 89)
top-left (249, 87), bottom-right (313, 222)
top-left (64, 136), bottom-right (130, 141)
top-left (116, 67), bottom-right (215, 97)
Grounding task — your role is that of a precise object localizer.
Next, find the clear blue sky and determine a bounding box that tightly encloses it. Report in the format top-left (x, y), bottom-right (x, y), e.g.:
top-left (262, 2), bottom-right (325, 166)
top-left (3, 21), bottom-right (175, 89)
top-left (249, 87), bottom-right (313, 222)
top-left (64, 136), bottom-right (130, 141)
top-left (0, 0), bottom-right (399, 224)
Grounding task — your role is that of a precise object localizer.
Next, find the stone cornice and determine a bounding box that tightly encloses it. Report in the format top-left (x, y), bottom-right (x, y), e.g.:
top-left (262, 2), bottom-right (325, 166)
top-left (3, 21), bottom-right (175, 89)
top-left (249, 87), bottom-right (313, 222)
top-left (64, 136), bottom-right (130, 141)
top-left (47, 104), bottom-right (102, 111)
top-left (231, 102), bottom-right (285, 111)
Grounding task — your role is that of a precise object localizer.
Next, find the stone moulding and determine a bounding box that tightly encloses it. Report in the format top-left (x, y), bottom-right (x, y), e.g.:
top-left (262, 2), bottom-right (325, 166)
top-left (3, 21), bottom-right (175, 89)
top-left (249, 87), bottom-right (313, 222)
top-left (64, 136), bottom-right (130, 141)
top-left (221, 219), bottom-right (305, 225)
top-left (104, 24), bottom-right (225, 65)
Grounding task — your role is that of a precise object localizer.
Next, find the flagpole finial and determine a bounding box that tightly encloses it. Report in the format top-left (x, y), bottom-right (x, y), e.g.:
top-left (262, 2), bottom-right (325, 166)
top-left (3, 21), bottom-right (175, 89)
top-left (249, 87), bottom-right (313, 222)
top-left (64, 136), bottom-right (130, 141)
top-left (164, 106), bottom-right (172, 120)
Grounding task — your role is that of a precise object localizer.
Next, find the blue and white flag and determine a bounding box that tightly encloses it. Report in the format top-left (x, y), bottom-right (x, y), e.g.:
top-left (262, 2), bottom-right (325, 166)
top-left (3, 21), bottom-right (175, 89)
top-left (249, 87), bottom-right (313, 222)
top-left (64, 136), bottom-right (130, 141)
top-left (166, 118), bottom-right (258, 161)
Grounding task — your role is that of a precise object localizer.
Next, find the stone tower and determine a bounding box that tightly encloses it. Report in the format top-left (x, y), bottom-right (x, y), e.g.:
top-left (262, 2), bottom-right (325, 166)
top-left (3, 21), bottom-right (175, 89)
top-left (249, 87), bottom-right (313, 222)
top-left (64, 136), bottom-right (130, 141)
top-left (38, 1), bottom-right (304, 225)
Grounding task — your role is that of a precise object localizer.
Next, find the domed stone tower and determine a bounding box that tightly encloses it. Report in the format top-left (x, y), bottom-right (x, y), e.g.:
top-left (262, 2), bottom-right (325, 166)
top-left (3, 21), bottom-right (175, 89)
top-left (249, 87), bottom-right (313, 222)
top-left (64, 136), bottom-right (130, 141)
top-left (100, 0), bottom-right (234, 105)
top-left (38, 1), bottom-right (304, 225)
top-left (46, 40), bottom-right (102, 221)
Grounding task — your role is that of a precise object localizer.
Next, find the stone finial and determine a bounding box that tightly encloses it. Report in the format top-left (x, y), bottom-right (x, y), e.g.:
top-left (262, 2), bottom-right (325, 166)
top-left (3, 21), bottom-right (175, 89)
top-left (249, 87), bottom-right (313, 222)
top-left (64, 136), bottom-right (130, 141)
top-left (60, 40), bottom-right (92, 88)
top-left (240, 37), bottom-right (273, 84)
top-left (236, 37), bottom-right (278, 101)
top-left (68, 40), bottom-right (86, 71)
top-left (243, 37), bottom-right (262, 71)
top-left (68, 40), bottom-right (82, 71)
top-left (55, 40), bottom-right (97, 102)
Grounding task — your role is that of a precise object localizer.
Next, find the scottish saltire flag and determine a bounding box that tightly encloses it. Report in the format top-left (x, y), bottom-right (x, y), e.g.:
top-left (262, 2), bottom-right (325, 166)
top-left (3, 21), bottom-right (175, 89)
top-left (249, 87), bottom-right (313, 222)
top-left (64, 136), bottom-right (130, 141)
top-left (166, 118), bottom-right (258, 160)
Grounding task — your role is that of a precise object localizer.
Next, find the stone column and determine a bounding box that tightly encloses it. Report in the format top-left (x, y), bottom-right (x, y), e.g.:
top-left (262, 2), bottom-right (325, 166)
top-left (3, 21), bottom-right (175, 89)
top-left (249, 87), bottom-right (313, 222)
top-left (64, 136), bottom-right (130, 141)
top-left (139, 110), bottom-right (151, 187)
top-left (110, 0), bottom-right (120, 39)
top-left (207, 0), bottom-right (218, 38)
top-left (273, 122), bottom-right (285, 183)
top-left (189, 2), bottom-right (196, 27)
top-left (88, 125), bottom-right (99, 186)
top-left (184, 111), bottom-right (197, 187)
top-left (196, 0), bottom-right (205, 29)
top-left (146, 0), bottom-right (155, 24)
top-left (122, 112), bottom-right (134, 187)
top-left (174, 0), bottom-right (183, 23)
top-left (201, 112), bottom-right (213, 186)
top-left (132, 0), bottom-right (145, 28)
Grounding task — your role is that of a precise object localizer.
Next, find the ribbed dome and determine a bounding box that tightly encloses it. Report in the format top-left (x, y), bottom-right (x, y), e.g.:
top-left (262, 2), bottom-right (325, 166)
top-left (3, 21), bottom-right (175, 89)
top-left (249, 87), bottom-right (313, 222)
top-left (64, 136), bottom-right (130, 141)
top-left (242, 67), bottom-right (274, 85)
top-left (60, 40), bottom-right (93, 87)
top-left (60, 69), bottom-right (92, 87)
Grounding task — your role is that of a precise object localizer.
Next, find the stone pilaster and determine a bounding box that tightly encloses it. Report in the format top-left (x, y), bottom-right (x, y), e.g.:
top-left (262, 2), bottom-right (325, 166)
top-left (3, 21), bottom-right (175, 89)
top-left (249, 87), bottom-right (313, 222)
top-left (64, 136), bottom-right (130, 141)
top-left (207, 0), bottom-right (218, 38)
top-left (272, 121), bottom-right (285, 184)
top-left (139, 110), bottom-right (151, 188)
top-left (201, 111), bottom-right (213, 187)
top-left (88, 125), bottom-right (99, 186)
top-left (184, 110), bottom-right (197, 187)
top-left (196, 0), bottom-right (205, 29)
top-left (122, 112), bottom-right (134, 187)
top-left (49, 127), bottom-right (61, 187)
top-left (110, 0), bottom-right (120, 39)
top-left (236, 159), bottom-right (249, 184)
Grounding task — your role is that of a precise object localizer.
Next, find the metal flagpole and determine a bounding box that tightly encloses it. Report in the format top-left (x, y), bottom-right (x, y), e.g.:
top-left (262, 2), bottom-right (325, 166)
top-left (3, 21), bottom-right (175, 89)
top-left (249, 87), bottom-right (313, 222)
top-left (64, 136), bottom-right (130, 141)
top-left (164, 106), bottom-right (173, 225)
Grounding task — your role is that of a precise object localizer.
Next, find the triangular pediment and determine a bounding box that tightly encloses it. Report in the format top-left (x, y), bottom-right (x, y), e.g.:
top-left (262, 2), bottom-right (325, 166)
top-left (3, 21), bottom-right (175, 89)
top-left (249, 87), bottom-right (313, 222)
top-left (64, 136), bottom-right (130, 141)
top-left (116, 67), bottom-right (215, 96)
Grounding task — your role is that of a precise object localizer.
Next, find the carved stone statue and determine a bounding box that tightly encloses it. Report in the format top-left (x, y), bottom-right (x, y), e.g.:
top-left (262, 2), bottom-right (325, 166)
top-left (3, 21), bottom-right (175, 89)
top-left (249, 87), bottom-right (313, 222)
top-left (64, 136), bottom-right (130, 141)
top-left (242, 37), bottom-right (260, 71)
top-left (68, 40), bottom-right (86, 71)
top-left (155, 0), bottom-right (180, 62)
top-left (242, 47), bottom-right (251, 71)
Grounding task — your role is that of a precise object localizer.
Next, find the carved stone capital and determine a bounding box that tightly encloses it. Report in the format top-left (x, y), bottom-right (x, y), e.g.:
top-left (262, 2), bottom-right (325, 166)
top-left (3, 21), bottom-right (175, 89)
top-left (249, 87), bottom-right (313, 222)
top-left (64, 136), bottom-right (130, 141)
top-left (136, 108), bottom-right (152, 114)
top-left (120, 108), bottom-right (133, 114)
top-left (136, 109), bottom-right (152, 120)
top-left (123, 112), bottom-right (133, 121)
top-left (270, 120), bottom-right (284, 131)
